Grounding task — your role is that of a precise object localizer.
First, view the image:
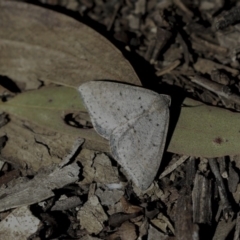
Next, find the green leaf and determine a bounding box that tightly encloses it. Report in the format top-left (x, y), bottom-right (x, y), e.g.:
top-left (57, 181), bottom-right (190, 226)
top-left (168, 98), bottom-right (240, 157)
top-left (0, 87), bottom-right (108, 152)
top-left (1, 87), bottom-right (240, 158)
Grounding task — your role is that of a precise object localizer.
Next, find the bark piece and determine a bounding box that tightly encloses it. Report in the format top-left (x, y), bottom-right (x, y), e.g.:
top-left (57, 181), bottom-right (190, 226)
top-left (107, 221), bottom-right (137, 240)
top-left (81, 236), bottom-right (101, 240)
top-left (108, 212), bottom-right (141, 228)
top-left (213, 216), bottom-right (236, 240)
top-left (77, 195), bottom-right (108, 234)
top-left (51, 196), bottom-right (82, 211)
top-left (0, 162), bottom-right (80, 211)
top-left (209, 158), bottom-right (233, 220)
top-left (79, 151), bottom-right (120, 185)
top-left (93, 153), bottom-right (119, 183)
top-left (151, 212), bottom-right (174, 235)
top-left (192, 172), bottom-right (212, 224)
top-left (148, 224), bottom-right (168, 240)
top-left (228, 162), bottom-right (239, 193)
top-left (0, 206), bottom-right (40, 240)
top-left (193, 58), bottom-right (239, 76)
top-left (95, 187), bottom-right (124, 206)
top-left (0, 115), bottom-right (84, 171)
top-left (234, 212), bottom-right (240, 239)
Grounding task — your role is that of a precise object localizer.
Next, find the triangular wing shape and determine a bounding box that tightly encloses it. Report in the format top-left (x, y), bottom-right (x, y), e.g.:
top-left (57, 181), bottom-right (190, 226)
top-left (79, 81), bottom-right (170, 189)
top-left (78, 81), bottom-right (167, 139)
top-left (110, 97), bottom-right (170, 190)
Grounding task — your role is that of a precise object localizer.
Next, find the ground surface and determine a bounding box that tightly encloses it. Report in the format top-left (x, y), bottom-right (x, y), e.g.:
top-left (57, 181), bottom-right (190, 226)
top-left (1, 0), bottom-right (240, 239)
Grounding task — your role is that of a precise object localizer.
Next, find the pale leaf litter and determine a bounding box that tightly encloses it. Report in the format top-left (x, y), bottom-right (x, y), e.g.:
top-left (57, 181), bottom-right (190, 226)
top-left (1, 0), bottom-right (240, 239)
top-left (79, 81), bottom-right (170, 190)
top-left (0, 206), bottom-right (40, 240)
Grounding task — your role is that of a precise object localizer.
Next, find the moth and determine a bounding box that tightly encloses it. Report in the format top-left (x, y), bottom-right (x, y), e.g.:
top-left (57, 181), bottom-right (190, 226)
top-left (79, 81), bottom-right (170, 190)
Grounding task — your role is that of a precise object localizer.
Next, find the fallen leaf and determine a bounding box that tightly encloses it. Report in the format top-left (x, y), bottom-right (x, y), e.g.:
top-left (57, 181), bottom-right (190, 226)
top-left (168, 98), bottom-right (240, 157)
top-left (0, 86), bottom-right (97, 141)
top-left (51, 196), bottom-right (82, 211)
top-left (147, 224), bottom-right (168, 240)
top-left (80, 235), bottom-right (102, 240)
top-left (77, 195), bottom-right (108, 234)
top-left (151, 213), bottom-right (174, 235)
top-left (107, 221), bottom-right (137, 240)
top-left (95, 186), bottom-right (124, 207)
top-left (108, 212), bottom-right (141, 228)
top-left (0, 206), bottom-right (40, 240)
top-left (0, 162), bottom-right (80, 211)
top-left (92, 153), bottom-right (119, 183)
top-left (77, 149), bottom-right (96, 185)
top-left (120, 196), bottom-right (143, 214)
top-left (212, 216), bottom-right (236, 240)
top-left (0, 1), bottom-right (140, 90)
top-left (0, 87), bottom-right (107, 169)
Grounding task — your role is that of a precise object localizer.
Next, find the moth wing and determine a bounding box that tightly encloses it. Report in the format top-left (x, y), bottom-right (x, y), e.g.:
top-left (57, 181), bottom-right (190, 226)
top-left (110, 99), bottom-right (170, 190)
top-left (78, 81), bottom-right (168, 139)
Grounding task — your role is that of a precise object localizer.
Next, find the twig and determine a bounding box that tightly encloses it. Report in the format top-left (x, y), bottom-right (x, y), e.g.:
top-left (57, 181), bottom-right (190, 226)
top-left (191, 34), bottom-right (228, 55)
top-left (58, 138), bottom-right (84, 168)
top-left (150, 27), bottom-right (172, 64)
top-left (234, 211), bottom-right (240, 240)
top-left (190, 75), bottom-right (240, 106)
top-left (215, 6), bottom-right (240, 30)
top-left (156, 60), bottom-right (181, 76)
top-left (107, 0), bottom-right (122, 31)
top-left (173, 0), bottom-right (193, 18)
top-left (208, 158), bottom-right (233, 220)
top-left (177, 32), bottom-right (191, 70)
top-left (159, 155), bottom-right (189, 179)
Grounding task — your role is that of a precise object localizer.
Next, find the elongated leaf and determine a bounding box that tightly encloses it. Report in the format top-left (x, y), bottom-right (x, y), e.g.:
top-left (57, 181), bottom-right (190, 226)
top-left (0, 87), bottom-right (108, 150)
top-left (0, 1), bottom-right (140, 89)
top-left (1, 87), bottom-right (240, 158)
top-left (0, 87), bottom-right (109, 170)
top-left (168, 98), bottom-right (240, 157)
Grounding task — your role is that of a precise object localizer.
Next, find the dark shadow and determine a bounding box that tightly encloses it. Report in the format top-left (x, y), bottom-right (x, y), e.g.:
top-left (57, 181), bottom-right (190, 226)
top-left (0, 75), bottom-right (21, 93)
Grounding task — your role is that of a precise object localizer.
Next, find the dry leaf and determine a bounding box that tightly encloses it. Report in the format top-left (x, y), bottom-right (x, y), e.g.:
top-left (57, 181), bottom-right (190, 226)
top-left (107, 221), bottom-right (137, 240)
top-left (0, 115), bottom-right (83, 170)
top-left (117, 221), bottom-right (138, 240)
top-left (0, 162), bottom-right (80, 211)
top-left (51, 196), bottom-right (82, 211)
top-left (0, 206), bottom-right (40, 240)
top-left (78, 149), bottom-right (120, 185)
top-left (108, 212), bottom-right (141, 228)
top-left (212, 216), bottom-right (236, 240)
top-left (77, 149), bottom-right (96, 185)
top-left (151, 213), bottom-right (174, 235)
top-left (95, 186), bottom-right (124, 207)
top-left (120, 196), bottom-right (143, 214)
top-left (77, 195), bottom-right (108, 234)
top-left (80, 235), bottom-right (102, 240)
top-left (148, 224), bottom-right (168, 240)
top-left (92, 153), bottom-right (119, 183)
top-left (0, 1), bottom-right (140, 90)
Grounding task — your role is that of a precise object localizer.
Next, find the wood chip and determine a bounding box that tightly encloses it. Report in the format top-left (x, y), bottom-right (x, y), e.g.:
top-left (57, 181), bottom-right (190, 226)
top-left (0, 206), bottom-right (40, 240)
top-left (77, 195), bottom-right (108, 234)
